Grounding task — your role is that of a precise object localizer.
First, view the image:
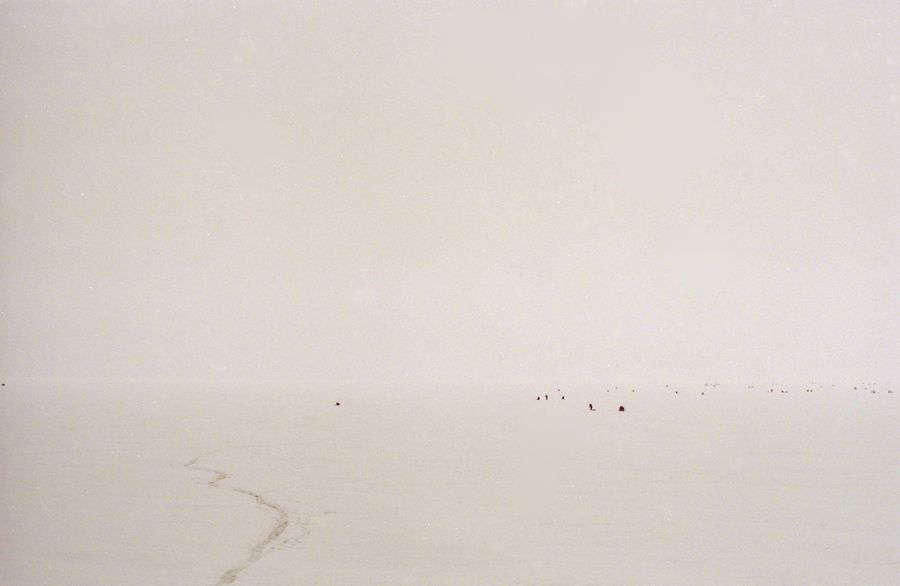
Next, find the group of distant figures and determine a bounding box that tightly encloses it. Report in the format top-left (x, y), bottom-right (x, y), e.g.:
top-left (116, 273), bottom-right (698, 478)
top-left (326, 384), bottom-right (892, 409)
top-left (536, 389), bottom-right (624, 412)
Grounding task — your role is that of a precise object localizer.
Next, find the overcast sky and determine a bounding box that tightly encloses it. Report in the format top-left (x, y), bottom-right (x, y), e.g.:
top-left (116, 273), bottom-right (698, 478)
top-left (1, 1), bottom-right (898, 386)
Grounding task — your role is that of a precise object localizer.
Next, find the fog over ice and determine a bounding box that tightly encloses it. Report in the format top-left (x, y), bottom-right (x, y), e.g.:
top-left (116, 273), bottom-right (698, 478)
top-left (1, 1), bottom-right (898, 385)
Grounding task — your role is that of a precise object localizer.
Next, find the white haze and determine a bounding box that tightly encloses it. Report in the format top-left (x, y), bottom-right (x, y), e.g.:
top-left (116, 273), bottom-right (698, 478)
top-left (2, 3), bottom-right (899, 584)
top-left (1, 2), bottom-right (898, 385)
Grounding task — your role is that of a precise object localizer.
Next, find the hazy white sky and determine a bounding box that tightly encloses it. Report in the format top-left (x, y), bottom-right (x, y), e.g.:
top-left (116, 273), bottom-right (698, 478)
top-left (1, 1), bottom-right (898, 385)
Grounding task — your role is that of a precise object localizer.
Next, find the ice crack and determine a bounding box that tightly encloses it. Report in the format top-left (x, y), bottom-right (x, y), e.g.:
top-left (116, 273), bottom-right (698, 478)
top-left (185, 454), bottom-right (294, 585)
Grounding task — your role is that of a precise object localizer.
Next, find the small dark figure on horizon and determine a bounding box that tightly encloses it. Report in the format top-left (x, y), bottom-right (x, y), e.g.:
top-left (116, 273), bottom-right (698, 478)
top-left (619, 406), bottom-right (625, 412)
top-left (562, 396), bottom-right (565, 400)
top-left (589, 403), bottom-right (594, 411)
top-left (537, 396), bottom-right (540, 400)
top-left (335, 402), bottom-right (340, 406)
top-left (545, 395), bottom-right (548, 400)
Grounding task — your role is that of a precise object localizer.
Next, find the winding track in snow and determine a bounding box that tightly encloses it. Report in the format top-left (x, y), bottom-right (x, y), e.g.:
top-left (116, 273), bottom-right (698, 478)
top-left (185, 454), bottom-right (292, 585)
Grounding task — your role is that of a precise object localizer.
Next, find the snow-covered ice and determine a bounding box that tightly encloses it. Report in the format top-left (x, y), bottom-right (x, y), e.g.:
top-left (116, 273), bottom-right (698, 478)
top-left (2, 381), bottom-right (898, 585)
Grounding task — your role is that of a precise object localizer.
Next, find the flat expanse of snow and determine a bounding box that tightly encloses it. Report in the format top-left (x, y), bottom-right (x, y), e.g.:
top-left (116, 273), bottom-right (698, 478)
top-left (2, 381), bottom-right (898, 585)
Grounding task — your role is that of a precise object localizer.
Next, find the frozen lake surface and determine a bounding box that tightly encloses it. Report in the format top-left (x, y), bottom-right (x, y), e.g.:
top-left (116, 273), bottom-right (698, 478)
top-left (2, 381), bottom-right (898, 585)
